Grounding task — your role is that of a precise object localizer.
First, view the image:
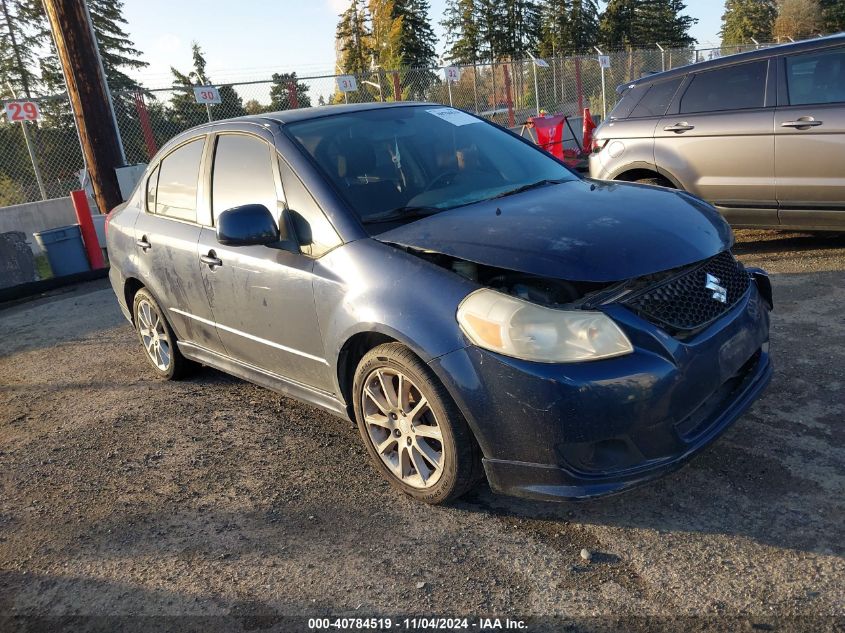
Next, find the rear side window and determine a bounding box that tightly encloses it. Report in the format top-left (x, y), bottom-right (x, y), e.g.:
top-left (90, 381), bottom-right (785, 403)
top-left (630, 77), bottom-right (684, 118)
top-left (680, 61), bottom-right (767, 114)
top-left (786, 48), bottom-right (845, 105)
top-left (155, 138), bottom-right (205, 222)
top-left (211, 134), bottom-right (278, 222)
top-left (609, 83), bottom-right (648, 120)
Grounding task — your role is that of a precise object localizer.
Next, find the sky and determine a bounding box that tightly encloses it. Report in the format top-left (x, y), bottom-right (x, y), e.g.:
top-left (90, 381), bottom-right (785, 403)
top-left (122, 0), bottom-right (726, 88)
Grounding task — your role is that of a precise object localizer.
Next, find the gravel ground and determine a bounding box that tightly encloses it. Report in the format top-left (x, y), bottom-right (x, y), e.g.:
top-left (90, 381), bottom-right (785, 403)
top-left (0, 229), bottom-right (843, 632)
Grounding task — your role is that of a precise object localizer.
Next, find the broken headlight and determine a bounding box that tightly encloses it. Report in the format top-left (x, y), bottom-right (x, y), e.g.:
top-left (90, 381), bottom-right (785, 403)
top-left (456, 288), bottom-right (633, 363)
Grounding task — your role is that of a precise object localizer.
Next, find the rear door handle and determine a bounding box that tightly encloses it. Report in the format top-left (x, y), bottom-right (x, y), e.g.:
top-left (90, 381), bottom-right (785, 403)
top-left (135, 236), bottom-right (151, 251)
top-left (200, 251), bottom-right (222, 268)
top-left (781, 118), bottom-right (823, 129)
top-left (663, 123), bottom-right (695, 132)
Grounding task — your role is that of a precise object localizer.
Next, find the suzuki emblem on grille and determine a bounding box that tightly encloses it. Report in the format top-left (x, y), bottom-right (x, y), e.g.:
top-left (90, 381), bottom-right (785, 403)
top-left (705, 273), bottom-right (728, 303)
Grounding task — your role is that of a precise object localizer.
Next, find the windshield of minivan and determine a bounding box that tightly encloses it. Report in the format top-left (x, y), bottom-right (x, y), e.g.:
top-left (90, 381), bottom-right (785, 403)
top-left (285, 106), bottom-right (577, 226)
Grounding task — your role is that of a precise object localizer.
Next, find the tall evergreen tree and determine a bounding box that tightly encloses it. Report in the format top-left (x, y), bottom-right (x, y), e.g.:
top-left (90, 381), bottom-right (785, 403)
top-left (599, 0), bottom-right (695, 49)
top-left (818, 0), bottom-right (845, 32)
top-left (539, 0), bottom-right (570, 57)
top-left (498, 0), bottom-right (541, 59)
top-left (20, 0), bottom-right (147, 93)
top-left (598, 0), bottom-right (638, 48)
top-left (336, 0), bottom-right (372, 75)
top-left (169, 43), bottom-right (245, 128)
top-left (393, 0), bottom-right (437, 68)
top-left (269, 72), bottom-right (311, 110)
top-left (442, 0), bottom-right (482, 63)
top-left (568, 0), bottom-right (600, 52)
top-left (720, 0), bottom-right (778, 45)
top-left (0, 0), bottom-right (41, 98)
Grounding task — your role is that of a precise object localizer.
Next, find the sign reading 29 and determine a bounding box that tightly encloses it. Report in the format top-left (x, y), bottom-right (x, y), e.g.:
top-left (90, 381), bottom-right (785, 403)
top-left (4, 101), bottom-right (41, 122)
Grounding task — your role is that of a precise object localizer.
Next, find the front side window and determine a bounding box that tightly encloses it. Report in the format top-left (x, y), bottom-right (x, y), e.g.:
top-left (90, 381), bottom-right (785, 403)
top-left (285, 106), bottom-right (578, 230)
top-left (211, 134), bottom-right (278, 222)
top-left (786, 48), bottom-right (845, 106)
top-left (155, 138), bottom-right (205, 222)
top-left (630, 77), bottom-right (684, 118)
top-left (680, 61), bottom-right (767, 114)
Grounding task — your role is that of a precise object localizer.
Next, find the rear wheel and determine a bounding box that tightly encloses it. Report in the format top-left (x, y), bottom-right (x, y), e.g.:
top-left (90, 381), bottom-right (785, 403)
top-left (352, 343), bottom-right (482, 504)
top-left (634, 176), bottom-right (675, 188)
top-left (132, 288), bottom-right (195, 380)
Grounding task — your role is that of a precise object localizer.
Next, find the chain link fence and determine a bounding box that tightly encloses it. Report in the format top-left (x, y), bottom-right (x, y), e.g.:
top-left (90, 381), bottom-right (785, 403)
top-left (1, 42), bottom-right (774, 207)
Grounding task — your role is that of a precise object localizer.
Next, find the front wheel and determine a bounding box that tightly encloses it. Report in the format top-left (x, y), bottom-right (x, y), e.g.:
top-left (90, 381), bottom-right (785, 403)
top-left (352, 343), bottom-right (482, 504)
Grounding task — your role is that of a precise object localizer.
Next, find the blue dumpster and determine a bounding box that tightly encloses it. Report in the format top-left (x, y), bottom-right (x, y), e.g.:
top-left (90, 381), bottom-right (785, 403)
top-left (33, 224), bottom-right (90, 277)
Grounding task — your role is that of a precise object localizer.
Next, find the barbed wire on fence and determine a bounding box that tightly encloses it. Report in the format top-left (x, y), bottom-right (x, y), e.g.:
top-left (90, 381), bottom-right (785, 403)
top-left (1, 41), bottom-right (776, 207)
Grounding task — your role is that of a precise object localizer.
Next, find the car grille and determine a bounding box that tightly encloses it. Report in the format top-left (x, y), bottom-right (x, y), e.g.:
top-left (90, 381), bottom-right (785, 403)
top-left (623, 251), bottom-right (750, 335)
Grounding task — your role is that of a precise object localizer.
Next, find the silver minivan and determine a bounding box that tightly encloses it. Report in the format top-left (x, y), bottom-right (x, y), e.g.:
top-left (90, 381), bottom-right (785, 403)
top-left (589, 33), bottom-right (845, 230)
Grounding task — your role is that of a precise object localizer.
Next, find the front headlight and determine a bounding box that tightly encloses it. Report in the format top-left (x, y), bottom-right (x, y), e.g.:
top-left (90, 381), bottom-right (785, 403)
top-left (456, 288), bottom-right (633, 363)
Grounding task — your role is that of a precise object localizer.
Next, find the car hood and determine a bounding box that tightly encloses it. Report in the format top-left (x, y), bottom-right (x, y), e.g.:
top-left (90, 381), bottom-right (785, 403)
top-left (375, 179), bottom-right (733, 283)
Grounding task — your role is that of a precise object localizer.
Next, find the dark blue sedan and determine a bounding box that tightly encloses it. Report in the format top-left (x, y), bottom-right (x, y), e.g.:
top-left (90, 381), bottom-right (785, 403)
top-left (106, 102), bottom-right (773, 504)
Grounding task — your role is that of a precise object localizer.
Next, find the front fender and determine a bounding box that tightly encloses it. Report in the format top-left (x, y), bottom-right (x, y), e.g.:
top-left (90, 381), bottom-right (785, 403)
top-left (312, 238), bottom-right (476, 395)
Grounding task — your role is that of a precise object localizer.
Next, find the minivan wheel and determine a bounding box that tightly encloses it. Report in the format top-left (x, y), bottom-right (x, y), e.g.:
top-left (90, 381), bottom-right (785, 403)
top-left (352, 343), bottom-right (482, 504)
top-left (132, 288), bottom-right (195, 380)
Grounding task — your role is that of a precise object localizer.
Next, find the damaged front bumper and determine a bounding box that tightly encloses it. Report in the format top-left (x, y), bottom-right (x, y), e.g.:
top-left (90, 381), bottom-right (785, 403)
top-left (429, 273), bottom-right (773, 501)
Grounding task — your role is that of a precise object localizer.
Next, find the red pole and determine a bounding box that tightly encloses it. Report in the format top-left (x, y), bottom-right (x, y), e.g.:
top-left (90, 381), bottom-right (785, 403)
top-left (503, 64), bottom-right (515, 127)
top-left (392, 72), bottom-right (402, 101)
top-left (575, 58), bottom-right (584, 114)
top-left (134, 90), bottom-right (158, 159)
top-left (287, 81), bottom-right (299, 109)
top-left (70, 189), bottom-right (105, 269)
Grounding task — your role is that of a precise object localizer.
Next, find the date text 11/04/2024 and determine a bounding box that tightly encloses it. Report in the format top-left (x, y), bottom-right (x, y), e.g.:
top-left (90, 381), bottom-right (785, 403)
top-left (307, 617), bottom-right (528, 630)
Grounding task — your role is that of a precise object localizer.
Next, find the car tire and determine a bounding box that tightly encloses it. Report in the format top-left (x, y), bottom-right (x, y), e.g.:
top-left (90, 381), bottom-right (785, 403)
top-left (352, 342), bottom-right (482, 504)
top-left (132, 288), bottom-right (195, 380)
top-left (635, 176), bottom-right (674, 188)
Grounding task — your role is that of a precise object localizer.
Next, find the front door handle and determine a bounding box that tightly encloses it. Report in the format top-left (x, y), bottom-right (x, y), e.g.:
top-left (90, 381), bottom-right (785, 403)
top-left (135, 236), bottom-right (151, 251)
top-left (781, 117), bottom-right (823, 129)
top-left (663, 123), bottom-right (695, 133)
top-left (200, 251), bottom-right (222, 268)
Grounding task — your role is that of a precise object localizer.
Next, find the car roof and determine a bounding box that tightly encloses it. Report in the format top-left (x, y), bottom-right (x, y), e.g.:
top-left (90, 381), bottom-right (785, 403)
top-left (621, 32), bottom-right (845, 91)
top-left (187, 101), bottom-right (439, 133)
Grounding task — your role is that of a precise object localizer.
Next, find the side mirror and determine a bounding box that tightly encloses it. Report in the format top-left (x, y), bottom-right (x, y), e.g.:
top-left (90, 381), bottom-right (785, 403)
top-left (216, 204), bottom-right (280, 247)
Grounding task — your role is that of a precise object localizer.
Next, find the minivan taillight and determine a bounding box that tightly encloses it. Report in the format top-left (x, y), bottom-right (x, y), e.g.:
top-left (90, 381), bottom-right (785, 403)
top-left (592, 138), bottom-right (608, 153)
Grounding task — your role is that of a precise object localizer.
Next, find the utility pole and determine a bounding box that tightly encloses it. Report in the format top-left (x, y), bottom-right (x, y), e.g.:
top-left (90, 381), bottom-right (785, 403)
top-left (42, 0), bottom-right (124, 214)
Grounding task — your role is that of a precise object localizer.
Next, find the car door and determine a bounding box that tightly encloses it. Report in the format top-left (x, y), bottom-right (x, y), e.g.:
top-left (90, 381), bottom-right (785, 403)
top-left (654, 59), bottom-right (777, 226)
top-left (775, 46), bottom-right (845, 227)
top-left (134, 135), bottom-right (226, 353)
top-left (196, 130), bottom-right (336, 392)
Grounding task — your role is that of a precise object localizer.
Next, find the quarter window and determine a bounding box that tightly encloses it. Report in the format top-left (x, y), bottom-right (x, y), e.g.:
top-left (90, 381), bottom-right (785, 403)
top-left (630, 77), bottom-right (684, 118)
top-left (155, 138), bottom-right (205, 222)
top-left (277, 157), bottom-right (341, 258)
top-left (211, 134), bottom-right (278, 222)
top-left (145, 165), bottom-right (159, 213)
top-left (680, 61), bottom-right (767, 114)
top-left (786, 48), bottom-right (845, 105)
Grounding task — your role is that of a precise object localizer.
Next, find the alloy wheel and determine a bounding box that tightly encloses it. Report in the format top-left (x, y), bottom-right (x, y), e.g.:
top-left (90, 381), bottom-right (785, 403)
top-left (361, 367), bottom-right (444, 489)
top-left (136, 299), bottom-right (171, 371)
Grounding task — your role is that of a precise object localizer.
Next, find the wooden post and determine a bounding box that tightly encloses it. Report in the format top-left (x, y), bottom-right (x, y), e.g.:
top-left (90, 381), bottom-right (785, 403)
top-left (42, 0), bottom-right (123, 214)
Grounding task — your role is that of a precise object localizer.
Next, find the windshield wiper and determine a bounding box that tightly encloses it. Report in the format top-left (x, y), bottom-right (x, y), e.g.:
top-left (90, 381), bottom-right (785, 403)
top-left (361, 205), bottom-right (444, 225)
top-left (491, 178), bottom-right (567, 200)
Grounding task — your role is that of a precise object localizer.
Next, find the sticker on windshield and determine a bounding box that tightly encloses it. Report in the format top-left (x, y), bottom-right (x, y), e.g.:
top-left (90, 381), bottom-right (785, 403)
top-left (426, 107), bottom-right (480, 126)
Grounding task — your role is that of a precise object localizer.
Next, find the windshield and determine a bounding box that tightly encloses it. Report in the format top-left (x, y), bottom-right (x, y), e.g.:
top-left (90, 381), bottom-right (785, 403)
top-left (285, 106), bottom-right (577, 227)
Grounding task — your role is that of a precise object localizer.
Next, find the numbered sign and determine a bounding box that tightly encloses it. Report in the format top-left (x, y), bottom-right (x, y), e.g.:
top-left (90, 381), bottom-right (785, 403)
top-left (444, 66), bottom-right (462, 83)
top-left (336, 75), bottom-right (358, 93)
top-left (4, 100), bottom-right (41, 122)
top-left (598, 55), bottom-right (611, 69)
top-left (532, 58), bottom-right (549, 68)
top-left (193, 86), bottom-right (221, 104)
